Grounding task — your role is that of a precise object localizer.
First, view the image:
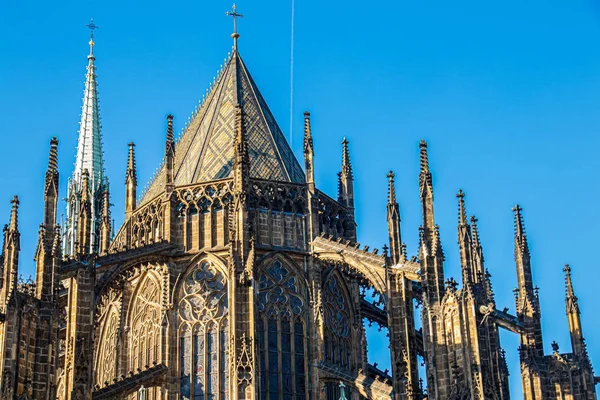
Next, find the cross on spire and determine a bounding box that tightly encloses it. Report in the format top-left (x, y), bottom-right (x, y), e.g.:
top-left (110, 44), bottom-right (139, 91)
top-left (226, 4), bottom-right (244, 49)
top-left (85, 19), bottom-right (99, 55)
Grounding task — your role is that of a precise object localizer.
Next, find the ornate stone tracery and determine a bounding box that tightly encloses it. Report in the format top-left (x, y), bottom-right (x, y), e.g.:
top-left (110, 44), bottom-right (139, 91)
top-left (256, 258), bottom-right (308, 400)
top-left (178, 260), bottom-right (229, 400)
top-left (129, 271), bottom-right (163, 372)
top-left (323, 271), bottom-right (353, 371)
top-left (95, 287), bottom-right (122, 388)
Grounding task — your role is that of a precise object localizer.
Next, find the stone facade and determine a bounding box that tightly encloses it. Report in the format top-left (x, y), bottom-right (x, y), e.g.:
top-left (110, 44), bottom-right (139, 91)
top-left (0, 34), bottom-right (597, 400)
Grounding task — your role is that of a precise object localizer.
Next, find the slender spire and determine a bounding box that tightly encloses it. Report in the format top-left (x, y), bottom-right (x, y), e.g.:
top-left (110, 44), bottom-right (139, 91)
top-left (125, 143), bottom-right (137, 218)
top-left (512, 205), bottom-right (544, 356)
top-left (77, 169), bottom-right (92, 256)
top-left (1, 196), bottom-right (20, 305)
top-left (417, 140), bottom-right (444, 303)
top-left (387, 171), bottom-right (403, 264)
top-left (73, 21), bottom-right (103, 188)
top-left (165, 115), bottom-right (175, 190)
top-left (564, 264), bottom-right (585, 356)
top-left (387, 170), bottom-right (397, 205)
top-left (457, 190), bottom-right (467, 226)
top-left (419, 139), bottom-right (432, 190)
top-left (419, 140), bottom-right (435, 242)
top-left (64, 22), bottom-right (105, 257)
top-left (470, 215), bottom-right (485, 283)
top-left (341, 137), bottom-right (353, 179)
top-left (8, 196), bottom-right (18, 232)
top-left (99, 178), bottom-right (111, 255)
top-left (44, 137), bottom-right (59, 231)
top-left (338, 138), bottom-right (354, 210)
top-left (303, 111), bottom-right (315, 186)
top-left (226, 4), bottom-right (244, 50)
top-left (456, 190), bottom-right (474, 286)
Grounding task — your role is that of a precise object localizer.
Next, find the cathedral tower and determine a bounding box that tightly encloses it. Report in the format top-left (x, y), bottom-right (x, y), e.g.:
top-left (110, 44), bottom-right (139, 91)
top-left (64, 21), bottom-right (108, 257)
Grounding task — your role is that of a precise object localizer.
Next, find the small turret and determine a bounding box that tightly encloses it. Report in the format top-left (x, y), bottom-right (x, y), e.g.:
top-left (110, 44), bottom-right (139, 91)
top-left (125, 143), bottom-right (137, 218)
top-left (386, 171), bottom-right (403, 264)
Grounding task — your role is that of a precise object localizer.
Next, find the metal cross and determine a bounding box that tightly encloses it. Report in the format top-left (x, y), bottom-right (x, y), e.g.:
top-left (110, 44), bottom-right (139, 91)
top-left (226, 4), bottom-right (243, 47)
top-left (86, 19), bottom-right (99, 39)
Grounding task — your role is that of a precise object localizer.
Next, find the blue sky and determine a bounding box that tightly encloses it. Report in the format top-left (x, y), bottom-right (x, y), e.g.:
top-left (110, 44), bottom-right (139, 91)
top-left (1, 0), bottom-right (599, 397)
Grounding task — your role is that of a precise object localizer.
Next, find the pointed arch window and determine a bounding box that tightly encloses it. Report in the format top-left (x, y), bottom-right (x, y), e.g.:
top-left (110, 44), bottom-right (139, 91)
top-left (179, 261), bottom-right (229, 400)
top-left (129, 272), bottom-right (162, 373)
top-left (96, 305), bottom-right (119, 388)
top-left (257, 260), bottom-right (307, 400)
top-left (323, 273), bottom-right (353, 370)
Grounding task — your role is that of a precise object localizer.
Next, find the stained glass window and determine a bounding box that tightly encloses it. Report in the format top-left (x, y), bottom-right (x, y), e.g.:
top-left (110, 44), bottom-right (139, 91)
top-left (257, 260), bottom-right (307, 400)
top-left (179, 262), bottom-right (228, 400)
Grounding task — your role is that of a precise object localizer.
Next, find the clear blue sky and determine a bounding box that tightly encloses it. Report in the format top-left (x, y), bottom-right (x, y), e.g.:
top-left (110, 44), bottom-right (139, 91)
top-left (1, 0), bottom-right (599, 397)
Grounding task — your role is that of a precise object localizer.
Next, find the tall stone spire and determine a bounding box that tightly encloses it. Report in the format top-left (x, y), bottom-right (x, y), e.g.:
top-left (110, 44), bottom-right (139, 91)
top-left (64, 23), bottom-right (106, 256)
top-left (386, 171), bottom-right (403, 264)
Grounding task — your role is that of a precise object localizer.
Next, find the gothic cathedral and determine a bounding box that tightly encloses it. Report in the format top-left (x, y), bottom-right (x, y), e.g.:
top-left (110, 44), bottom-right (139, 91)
top-left (0, 15), bottom-right (597, 400)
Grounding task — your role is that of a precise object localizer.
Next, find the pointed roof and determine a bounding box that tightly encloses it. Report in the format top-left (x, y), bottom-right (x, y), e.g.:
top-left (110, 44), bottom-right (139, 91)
top-left (73, 38), bottom-right (103, 189)
top-left (140, 50), bottom-right (304, 204)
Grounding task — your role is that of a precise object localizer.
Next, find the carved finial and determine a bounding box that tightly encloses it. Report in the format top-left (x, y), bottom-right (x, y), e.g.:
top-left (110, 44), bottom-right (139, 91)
top-left (9, 196), bottom-right (19, 231)
top-left (166, 114), bottom-right (174, 146)
top-left (387, 170), bottom-right (397, 205)
top-left (512, 204), bottom-right (530, 257)
top-left (48, 137), bottom-right (59, 173)
top-left (445, 277), bottom-right (458, 292)
top-left (126, 142), bottom-right (137, 183)
top-left (470, 216), bottom-right (481, 248)
top-left (551, 341), bottom-right (559, 353)
top-left (564, 264), bottom-right (580, 316)
top-left (419, 139), bottom-right (430, 173)
top-left (303, 111), bottom-right (313, 154)
top-left (341, 137), bottom-right (353, 178)
top-left (456, 190), bottom-right (467, 226)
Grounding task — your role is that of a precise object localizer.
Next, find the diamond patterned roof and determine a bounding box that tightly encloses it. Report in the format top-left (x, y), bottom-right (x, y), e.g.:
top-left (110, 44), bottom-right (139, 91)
top-left (140, 51), bottom-right (304, 204)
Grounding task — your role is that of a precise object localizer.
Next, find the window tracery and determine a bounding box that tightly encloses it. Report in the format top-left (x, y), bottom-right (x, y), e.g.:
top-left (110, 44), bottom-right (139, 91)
top-left (323, 273), bottom-right (353, 371)
top-left (129, 273), bottom-right (162, 373)
top-left (178, 261), bottom-right (229, 400)
top-left (257, 260), bottom-right (307, 400)
top-left (95, 288), bottom-right (122, 388)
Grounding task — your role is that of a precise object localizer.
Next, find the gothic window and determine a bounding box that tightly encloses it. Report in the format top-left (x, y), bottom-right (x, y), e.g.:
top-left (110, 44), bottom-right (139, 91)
top-left (257, 260), bottom-right (307, 400)
top-left (96, 305), bottom-right (120, 387)
top-left (179, 261), bottom-right (229, 400)
top-left (129, 272), bottom-right (162, 373)
top-left (323, 273), bottom-right (353, 371)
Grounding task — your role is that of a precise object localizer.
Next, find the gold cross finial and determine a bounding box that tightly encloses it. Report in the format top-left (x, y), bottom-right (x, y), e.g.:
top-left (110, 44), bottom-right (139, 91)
top-left (85, 19), bottom-right (99, 56)
top-left (226, 4), bottom-right (244, 49)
